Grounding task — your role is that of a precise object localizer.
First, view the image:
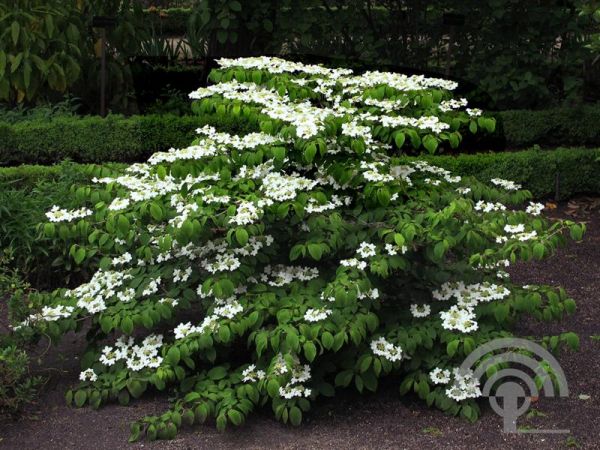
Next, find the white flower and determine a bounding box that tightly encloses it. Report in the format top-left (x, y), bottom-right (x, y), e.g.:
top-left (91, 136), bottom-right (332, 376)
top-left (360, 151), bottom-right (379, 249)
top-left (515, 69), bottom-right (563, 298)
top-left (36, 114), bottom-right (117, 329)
top-left (46, 206), bottom-right (93, 223)
top-left (242, 364), bottom-right (266, 383)
top-left (504, 224), bottom-right (525, 234)
top-left (108, 198), bottom-right (130, 211)
top-left (526, 202), bottom-right (545, 216)
top-left (410, 304), bottom-right (431, 318)
top-left (370, 337), bottom-right (403, 362)
top-left (357, 242), bottom-right (377, 258)
top-left (304, 308), bottom-right (331, 322)
top-left (79, 368), bottom-right (98, 382)
top-left (491, 178), bottom-right (521, 191)
top-left (430, 367), bottom-right (451, 384)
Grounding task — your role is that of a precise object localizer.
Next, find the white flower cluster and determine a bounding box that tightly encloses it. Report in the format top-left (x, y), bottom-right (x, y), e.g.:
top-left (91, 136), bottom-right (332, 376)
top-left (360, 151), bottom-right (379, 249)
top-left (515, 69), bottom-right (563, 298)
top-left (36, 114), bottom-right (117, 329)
top-left (410, 304), bottom-right (431, 318)
top-left (173, 314), bottom-right (220, 340)
top-left (432, 367), bottom-right (482, 401)
top-left (525, 202), bottom-right (545, 216)
top-left (385, 243), bottom-right (408, 256)
top-left (433, 281), bottom-right (510, 305)
top-left (279, 363), bottom-right (312, 399)
top-left (429, 367), bottom-right (451, 384)
top-left (440, 305), bottom-right (478, 333)
top-left (69, 270), bottom-right (133, 315)
top-left (360, 161), bottom-right (393, 183)
top-left (439, 98), bottom-right (468, 112)
top-left (259, 264), bottom-right (319, 287)
top-left (99, 334), bottom-right (164, 371)
top-left (304, 307), bottom-right (331, 322)
top-left (496, 224), bottom-right (538, 243)
top-left (260, 172), bottom-right (317, 201)
top-left (108, 197), bottom-right (130, 211)
top-left (474, 200), bottom-right (507, 213)
top-left (242, 364), bottom-right (266, 383)
top-left (356, 242), bottom-right (377, 258)
top-left (491, 178), bottom-right (522, 191)
top-left (433, 281), bottom-right (510, 333)
top-left (229, 201), bottom-right (260, 226)
top-left (79, 368), bottom-right (98, 382)
top-left (46, 206), bottom-right (93, 223)
top-left (370, 336), bottom-right (403, 362)
top-left (17, 304), bottom-right (75, 329)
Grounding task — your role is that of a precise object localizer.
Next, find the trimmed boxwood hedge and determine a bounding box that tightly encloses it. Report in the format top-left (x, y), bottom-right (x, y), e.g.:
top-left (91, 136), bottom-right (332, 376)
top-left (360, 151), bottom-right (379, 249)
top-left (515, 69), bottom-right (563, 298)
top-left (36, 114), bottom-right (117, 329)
top-left (1, 106), bottom-right (599, 166)
top-left (497, 105), bottom-right (600, 148)
top-left (0, 114), bottom-right (258, 166)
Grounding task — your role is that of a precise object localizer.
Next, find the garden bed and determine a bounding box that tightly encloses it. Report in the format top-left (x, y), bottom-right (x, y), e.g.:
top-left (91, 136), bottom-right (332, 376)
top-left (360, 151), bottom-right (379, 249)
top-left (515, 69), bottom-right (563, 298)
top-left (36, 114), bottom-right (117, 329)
top-left (1, 202), bottom-right (598, 449)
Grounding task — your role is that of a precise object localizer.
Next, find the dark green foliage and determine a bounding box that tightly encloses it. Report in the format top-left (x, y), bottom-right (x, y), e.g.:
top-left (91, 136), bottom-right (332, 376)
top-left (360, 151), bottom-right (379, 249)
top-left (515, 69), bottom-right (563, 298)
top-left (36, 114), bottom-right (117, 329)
top-left (0, 344), bottom-right (43, 417)
top-left (143, 7), bottom-right (192, 36)
top-left (0, 162), bottom-right (112, 288)
top-left (497, 106), bottom-right (600, 148)
top-left (0, 114), bottom-right (258, 165)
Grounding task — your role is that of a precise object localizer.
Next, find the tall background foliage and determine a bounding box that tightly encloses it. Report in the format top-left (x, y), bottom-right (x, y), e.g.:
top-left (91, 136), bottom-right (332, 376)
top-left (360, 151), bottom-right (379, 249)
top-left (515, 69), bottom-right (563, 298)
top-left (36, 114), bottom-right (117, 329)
top-left (0, 0), bottom-right (599, 111)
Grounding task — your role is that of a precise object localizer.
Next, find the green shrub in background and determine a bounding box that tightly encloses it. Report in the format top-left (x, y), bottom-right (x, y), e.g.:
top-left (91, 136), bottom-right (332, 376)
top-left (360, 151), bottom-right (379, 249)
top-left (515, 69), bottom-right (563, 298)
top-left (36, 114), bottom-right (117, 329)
top-left (0, 113), bottom-right (258, 165)
top-left (0, 344), bottom-right (43, 418)
top-left (0, 0), bottom-right (86, 104)
top-left (497, 106), bottom-right (600, 148)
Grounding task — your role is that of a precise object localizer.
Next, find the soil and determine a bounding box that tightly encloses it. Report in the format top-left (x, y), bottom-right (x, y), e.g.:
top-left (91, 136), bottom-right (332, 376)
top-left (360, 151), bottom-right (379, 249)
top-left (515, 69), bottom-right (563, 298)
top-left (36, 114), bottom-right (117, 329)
top-left (1, 203), bottom-right (599, 450)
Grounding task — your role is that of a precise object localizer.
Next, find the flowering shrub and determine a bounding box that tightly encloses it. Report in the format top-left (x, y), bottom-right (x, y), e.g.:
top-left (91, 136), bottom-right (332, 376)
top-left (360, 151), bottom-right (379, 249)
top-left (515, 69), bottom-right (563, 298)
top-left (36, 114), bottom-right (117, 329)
top-left (14, 57), bottom-right (584, 441)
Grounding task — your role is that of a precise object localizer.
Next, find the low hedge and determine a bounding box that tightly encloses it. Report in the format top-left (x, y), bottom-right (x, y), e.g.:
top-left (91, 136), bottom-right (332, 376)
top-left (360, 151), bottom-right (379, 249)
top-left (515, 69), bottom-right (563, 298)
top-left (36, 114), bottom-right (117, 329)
top-left (1, 107), bottom-right (599, 166)
top-left (143, 7), bottom-right (191, 36)
top-left (497, 105), bottom-right (600, 148)
top-left (0, 114), bottom-right (257, 166)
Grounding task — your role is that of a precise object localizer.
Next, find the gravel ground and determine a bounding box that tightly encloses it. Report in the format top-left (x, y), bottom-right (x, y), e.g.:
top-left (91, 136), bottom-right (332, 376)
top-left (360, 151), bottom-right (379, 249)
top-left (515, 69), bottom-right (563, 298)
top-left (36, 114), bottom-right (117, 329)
top-left (1, 204), bottom-right (599, 450)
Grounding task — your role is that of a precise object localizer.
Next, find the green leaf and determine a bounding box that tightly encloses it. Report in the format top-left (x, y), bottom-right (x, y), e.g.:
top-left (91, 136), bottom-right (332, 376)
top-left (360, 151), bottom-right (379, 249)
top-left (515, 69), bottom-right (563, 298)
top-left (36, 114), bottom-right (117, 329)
top-left (447, 339), bottom-right (460, 357)
top-left (121, 317), bottom-right (133, 334)
top-left (394, 132), bottom-right (405, 149)
top-left (74, 247), bottom-right (86, 265)
top-left (422, 135), bottom-right (438, 154)
top-left (303, 342), bottom-right (317, 362)
top-left (166, 347), bottom-right (181, 366)
top-left (229, 1), bottom-right (242, 12)
top-left (150, 203), bottom-right (162, 221)
top-left (11, 21), bottom-right (20, 46)
top-left (304, 143), bottom-right (317, 163)
top-left (334, 370), bottom-right (354, 387)
top-left (307, 243), bottom-right (323, 261)
top-left (227, 409), bottom-right (243, 426)
top-left (469, 121), bottom-right (478, 134)
top-left (74, 390), bottom-right (87, 407)
top-left (208, 366), bottom-right (227, 380)
top-left (321, 331), bottom-right (334, 349)
top-left (235, 228), bottom-right (249, 246)
top-left (533, 243), bottom-right (545, 260)
top-left (0, 52), bottom-right (6, 77)
top-left (289, 406), bottom-right (302, 426)
top-left (267, 379), bottom-right (280, 397)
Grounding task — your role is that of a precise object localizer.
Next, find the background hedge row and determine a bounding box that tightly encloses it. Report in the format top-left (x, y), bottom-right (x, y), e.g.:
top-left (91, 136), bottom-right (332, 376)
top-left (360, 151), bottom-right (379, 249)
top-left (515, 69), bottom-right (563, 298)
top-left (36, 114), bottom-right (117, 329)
top-left (1, 106), bottom-right (599, 166)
